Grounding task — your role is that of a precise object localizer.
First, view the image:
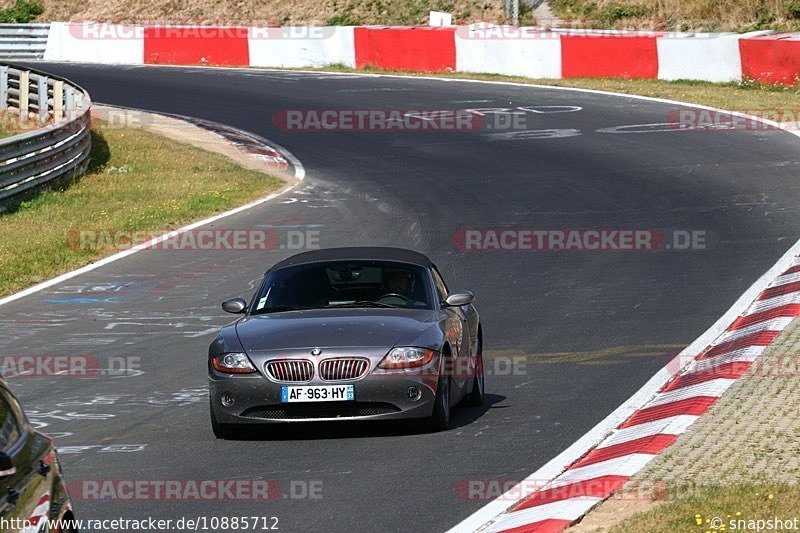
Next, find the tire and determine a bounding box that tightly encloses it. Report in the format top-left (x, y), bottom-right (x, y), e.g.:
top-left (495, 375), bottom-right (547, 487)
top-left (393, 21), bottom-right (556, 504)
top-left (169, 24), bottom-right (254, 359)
top-left (58, 511), bottom-right (80, 533)
top-left (428, 375), bottom-right (451, 432)
top-left (463, 351), bottom-right (485, 407)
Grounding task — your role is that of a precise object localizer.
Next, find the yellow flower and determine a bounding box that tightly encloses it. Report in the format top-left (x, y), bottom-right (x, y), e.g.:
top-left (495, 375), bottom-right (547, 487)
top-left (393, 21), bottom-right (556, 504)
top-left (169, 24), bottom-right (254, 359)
top-left (768, 494), bottom-right (774, 500)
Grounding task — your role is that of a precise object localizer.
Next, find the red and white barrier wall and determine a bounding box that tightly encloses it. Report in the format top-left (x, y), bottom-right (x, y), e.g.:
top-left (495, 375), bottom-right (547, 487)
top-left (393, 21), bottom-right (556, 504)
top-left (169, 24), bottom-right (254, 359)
top-left (43, 22), bottom-right (800, 85)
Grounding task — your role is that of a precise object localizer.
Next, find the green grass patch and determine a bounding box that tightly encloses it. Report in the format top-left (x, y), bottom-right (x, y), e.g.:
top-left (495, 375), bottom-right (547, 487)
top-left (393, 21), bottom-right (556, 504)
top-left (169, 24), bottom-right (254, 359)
top-left (0, 124), bottom-right (284, 296)
top-left (548, 0), bottom-right (800, 32)
top-left (609, 483), bottom-right (800, 532)
top-left (323, 0), bottom-right (469, 25)
top-left (0, 0), bottom-right (43, 23)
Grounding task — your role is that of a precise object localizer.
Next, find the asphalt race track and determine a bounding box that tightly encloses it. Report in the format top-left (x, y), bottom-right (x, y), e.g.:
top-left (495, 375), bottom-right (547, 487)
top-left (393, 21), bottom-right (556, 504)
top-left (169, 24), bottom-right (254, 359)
top-left (4, 63), bottom-right (800, 531)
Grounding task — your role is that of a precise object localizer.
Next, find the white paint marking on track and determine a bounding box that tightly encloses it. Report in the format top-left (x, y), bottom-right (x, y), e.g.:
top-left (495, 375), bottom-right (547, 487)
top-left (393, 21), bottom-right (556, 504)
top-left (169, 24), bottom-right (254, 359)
top-left (769, 271), bottom-right (800, 287)
top-left (684, 346), bottom-right (766, 374)
top-left (485, 498), bottom-right (601, 532)
top-left (556, 453), bottom-right (656, 484)
top-left (187, 327), bottom-right (223, 338)
top-left (646, 378), bottom-right (737, 407)
top-left (716, 317), bottom-right (795, 343)
top-left (487, 128), bottom-right (581, 140)
top-left (748, 291), bottom-right (800, 314)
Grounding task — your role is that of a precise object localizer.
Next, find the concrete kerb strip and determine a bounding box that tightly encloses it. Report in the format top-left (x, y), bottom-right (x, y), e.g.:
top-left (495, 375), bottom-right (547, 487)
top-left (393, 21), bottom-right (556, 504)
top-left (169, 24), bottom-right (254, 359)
top-left (92, 104), bottom-right (304, 181)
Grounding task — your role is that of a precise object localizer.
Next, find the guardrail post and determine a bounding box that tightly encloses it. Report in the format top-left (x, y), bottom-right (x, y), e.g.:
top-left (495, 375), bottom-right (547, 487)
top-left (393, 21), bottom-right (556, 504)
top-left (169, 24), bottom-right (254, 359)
top-left (53, 80), bottom-right (63, 121)
top-left (0, 66), bottom-right (7, 111)
top-left (65, 85), bottom-right (74, 119)
top-left (37, 76), bottom-right (47, 123)
top-left (18, 70), bottom-right (29, 121)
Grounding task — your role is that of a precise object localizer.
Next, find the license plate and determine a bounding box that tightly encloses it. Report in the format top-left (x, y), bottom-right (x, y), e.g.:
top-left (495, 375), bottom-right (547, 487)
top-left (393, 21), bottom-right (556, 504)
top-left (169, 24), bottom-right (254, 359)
top-left (281, 385), bottom-right (355, 403)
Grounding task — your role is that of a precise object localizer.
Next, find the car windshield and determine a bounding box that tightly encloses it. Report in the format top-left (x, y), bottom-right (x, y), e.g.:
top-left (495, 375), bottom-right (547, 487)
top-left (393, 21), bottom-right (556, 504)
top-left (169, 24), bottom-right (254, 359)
top-left (250, 260), bottom-right (434, 314)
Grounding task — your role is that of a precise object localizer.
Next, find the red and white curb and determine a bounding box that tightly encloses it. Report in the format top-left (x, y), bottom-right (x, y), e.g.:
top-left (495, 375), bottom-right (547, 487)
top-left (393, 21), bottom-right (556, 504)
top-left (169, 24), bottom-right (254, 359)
top-left (451, 241), bottom-right (800, 532)
top-left (21, 493), bottom-right (50, 533)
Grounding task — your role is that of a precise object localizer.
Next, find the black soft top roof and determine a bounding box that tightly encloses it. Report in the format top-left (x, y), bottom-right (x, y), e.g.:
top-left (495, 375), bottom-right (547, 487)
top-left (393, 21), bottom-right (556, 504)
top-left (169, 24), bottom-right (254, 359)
top-left (267, 247), bottom-right (433, 272)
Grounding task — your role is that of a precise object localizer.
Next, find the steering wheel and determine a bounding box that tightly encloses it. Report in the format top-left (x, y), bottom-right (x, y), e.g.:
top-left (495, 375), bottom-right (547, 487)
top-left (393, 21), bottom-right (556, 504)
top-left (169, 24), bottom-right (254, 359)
top-left (378, 293), bottom-right (411, 305)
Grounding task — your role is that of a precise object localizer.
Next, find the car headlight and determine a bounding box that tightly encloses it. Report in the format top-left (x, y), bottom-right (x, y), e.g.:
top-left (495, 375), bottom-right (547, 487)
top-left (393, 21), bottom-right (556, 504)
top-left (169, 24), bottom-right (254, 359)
top-left (379, 347), bottom-right (435, 369)
top-left (212, 352), bottom-right (257, 374)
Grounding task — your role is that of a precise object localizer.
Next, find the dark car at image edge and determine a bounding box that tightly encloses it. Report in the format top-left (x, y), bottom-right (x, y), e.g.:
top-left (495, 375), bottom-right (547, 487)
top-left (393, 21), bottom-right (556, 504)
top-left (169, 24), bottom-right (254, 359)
top-left (0, 377), bottom-right (78, 532)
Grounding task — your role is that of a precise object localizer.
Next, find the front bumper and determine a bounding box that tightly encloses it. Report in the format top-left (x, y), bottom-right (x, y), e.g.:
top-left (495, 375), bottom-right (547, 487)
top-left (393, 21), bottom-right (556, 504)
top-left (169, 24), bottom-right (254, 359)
top-left (209, 367), bottom-right (439, 424)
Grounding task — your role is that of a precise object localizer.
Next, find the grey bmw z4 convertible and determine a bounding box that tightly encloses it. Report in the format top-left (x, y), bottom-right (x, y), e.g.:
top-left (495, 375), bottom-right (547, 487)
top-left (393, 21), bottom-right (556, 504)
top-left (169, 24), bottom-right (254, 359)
top-left (208, 247), bottom-right (484, 438)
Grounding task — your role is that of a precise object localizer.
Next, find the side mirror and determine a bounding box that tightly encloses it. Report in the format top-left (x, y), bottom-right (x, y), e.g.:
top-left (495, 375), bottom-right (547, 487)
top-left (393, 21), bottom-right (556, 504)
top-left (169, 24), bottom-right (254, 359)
top-left (444, 291), bottom-right (474, 307)
top-left (222, 297), bottom-right (248, 314)
top-left (0, 452), bottom-right (15, 477)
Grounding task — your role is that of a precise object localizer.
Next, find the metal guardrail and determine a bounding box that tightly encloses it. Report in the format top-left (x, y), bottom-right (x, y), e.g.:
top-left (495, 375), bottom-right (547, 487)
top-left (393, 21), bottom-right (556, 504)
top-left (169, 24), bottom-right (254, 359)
top-left (0, 63), bottom-right (92, 203)
top-left (0, 24), bottom-right (49, 60)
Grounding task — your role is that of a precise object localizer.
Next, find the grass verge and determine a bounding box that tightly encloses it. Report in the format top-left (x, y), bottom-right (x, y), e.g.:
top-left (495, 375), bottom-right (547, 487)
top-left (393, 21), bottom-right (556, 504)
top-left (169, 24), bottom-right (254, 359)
top-left (34, 0), bottom-right (505, 26)
top-left (549, 0), bottom-right (800, 33)
top-left (608, 484), bottom-right (800, 532)
top-left (0, 123), bottom-right (284, 297)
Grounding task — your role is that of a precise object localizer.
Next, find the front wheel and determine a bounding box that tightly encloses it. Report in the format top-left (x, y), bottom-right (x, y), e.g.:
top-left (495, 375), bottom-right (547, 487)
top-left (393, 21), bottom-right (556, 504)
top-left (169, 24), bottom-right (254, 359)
top-left (463, 352), bottom-right (485, 407)
top-left (428, 376), bottom-right (451, 432)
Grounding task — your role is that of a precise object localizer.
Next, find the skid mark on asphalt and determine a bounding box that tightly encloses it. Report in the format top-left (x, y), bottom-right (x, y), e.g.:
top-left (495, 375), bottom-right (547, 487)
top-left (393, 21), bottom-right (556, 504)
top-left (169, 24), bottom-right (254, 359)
top-left (487, 344), bottom-right (684, 366)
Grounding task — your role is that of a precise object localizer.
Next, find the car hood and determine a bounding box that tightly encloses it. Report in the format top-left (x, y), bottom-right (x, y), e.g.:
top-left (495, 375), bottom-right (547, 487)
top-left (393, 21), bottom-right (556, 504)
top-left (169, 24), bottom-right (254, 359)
top-left (234, 308), bottom-right (441, 352)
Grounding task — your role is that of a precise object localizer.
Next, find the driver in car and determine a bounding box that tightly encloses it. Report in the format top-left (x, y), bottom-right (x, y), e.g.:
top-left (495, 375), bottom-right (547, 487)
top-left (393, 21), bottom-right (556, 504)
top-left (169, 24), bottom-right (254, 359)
top-left (382, 270), bottom-right (413, 300)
